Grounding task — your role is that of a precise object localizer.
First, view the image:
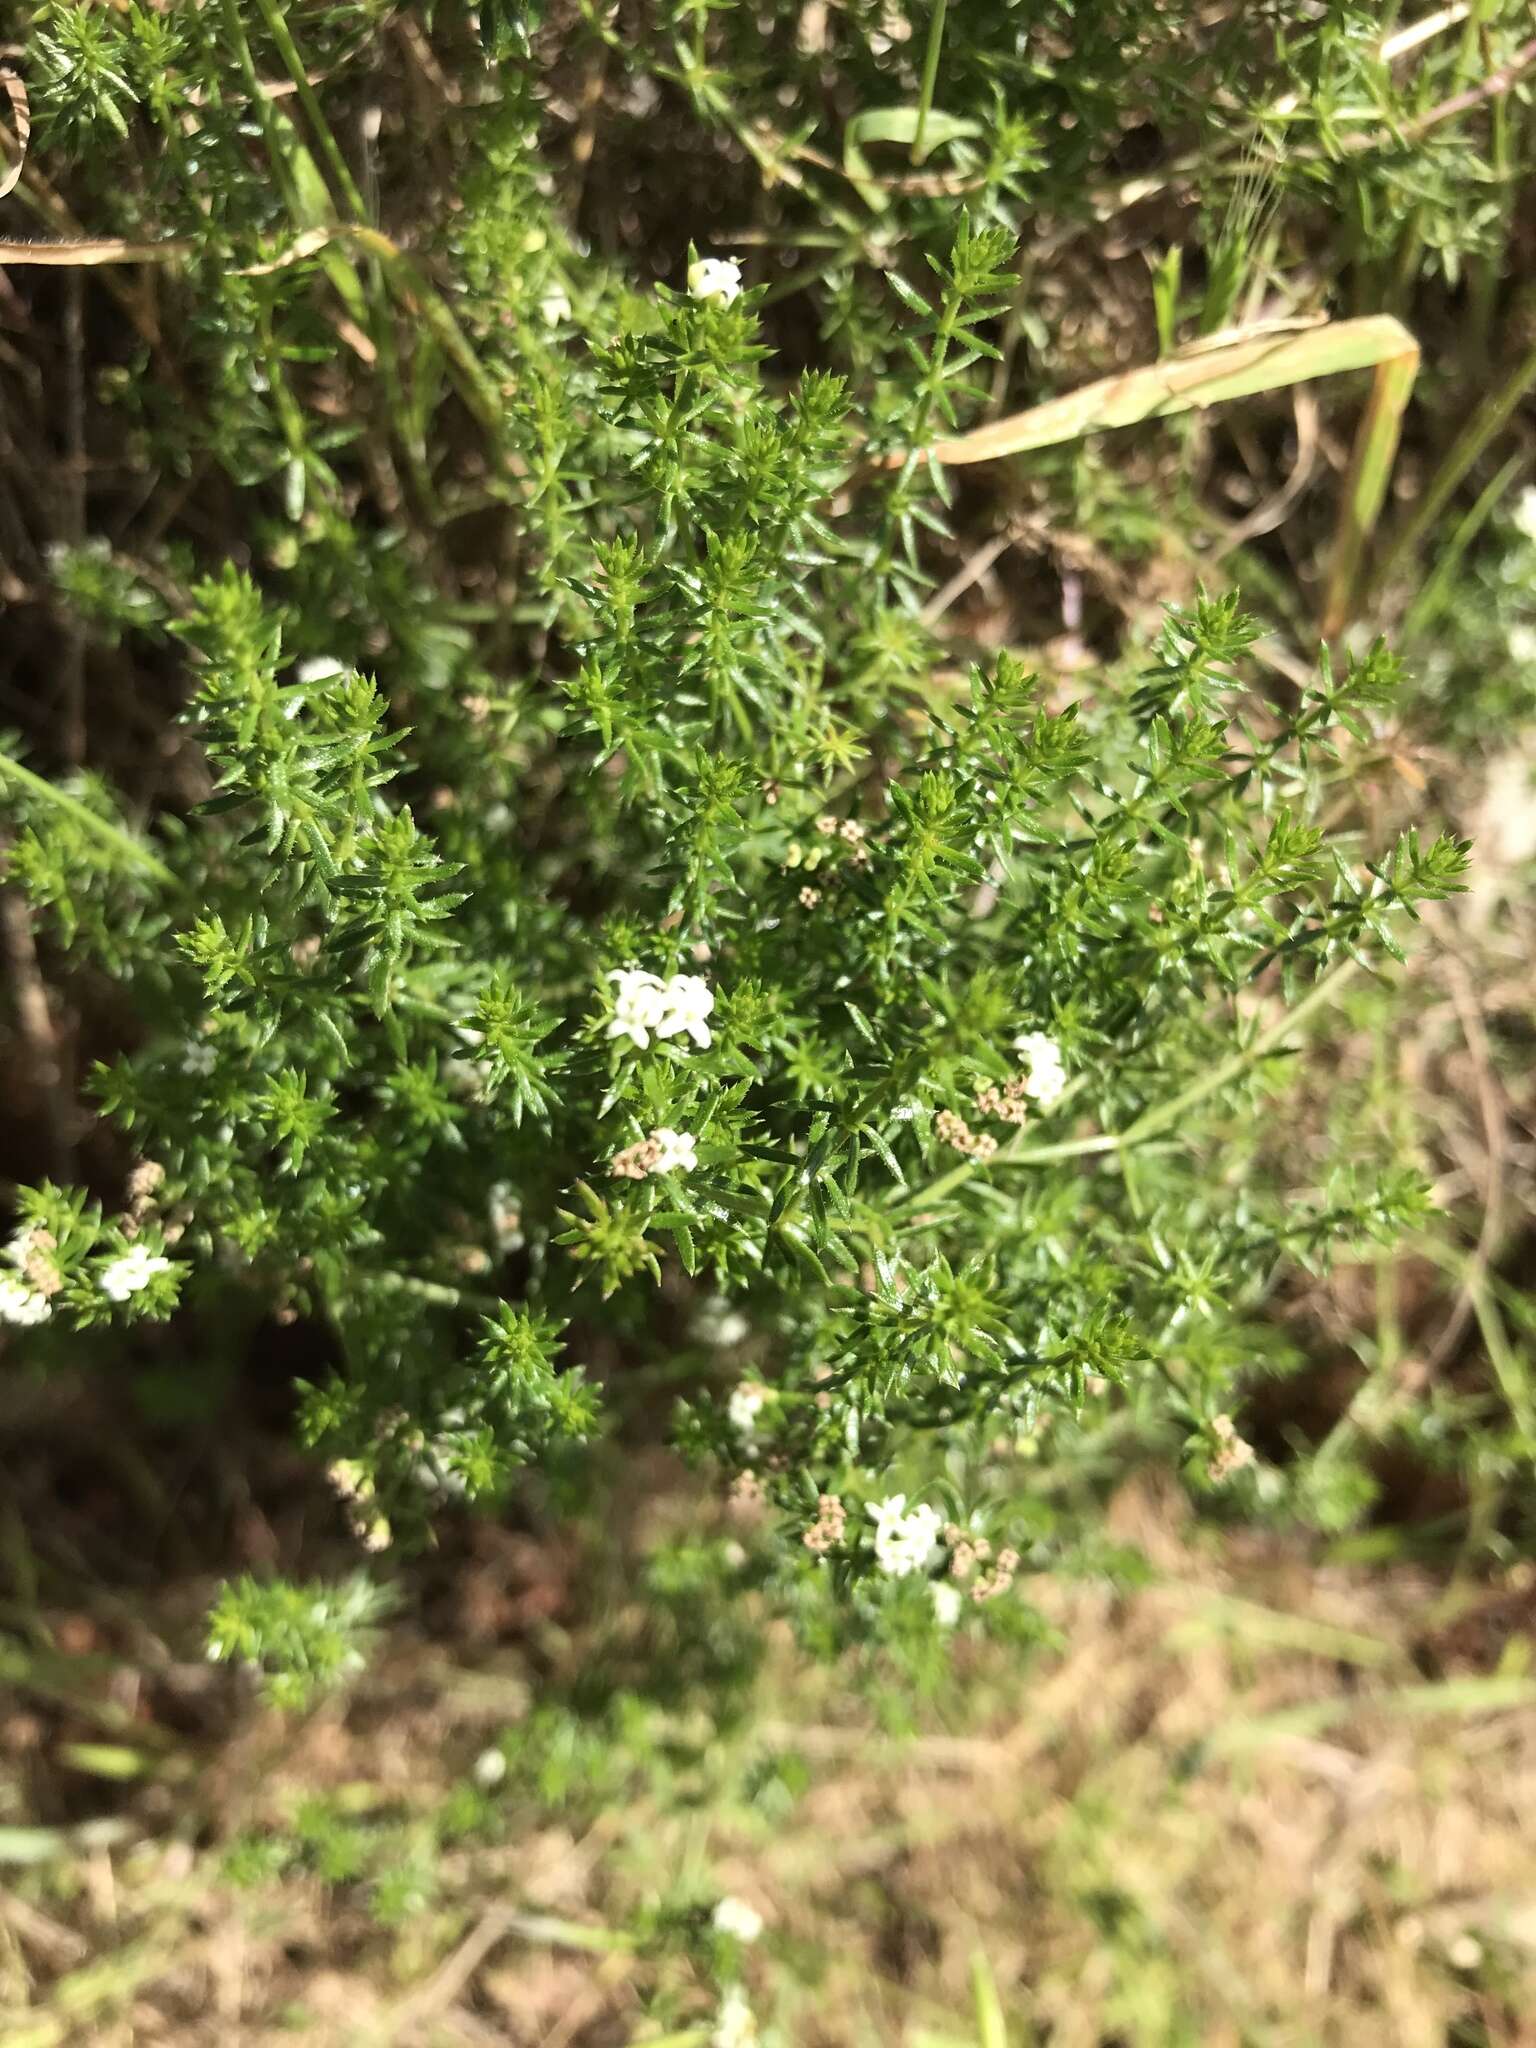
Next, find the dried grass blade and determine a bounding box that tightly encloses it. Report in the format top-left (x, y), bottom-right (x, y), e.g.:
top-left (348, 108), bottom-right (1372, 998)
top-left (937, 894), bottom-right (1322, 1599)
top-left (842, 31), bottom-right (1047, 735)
top-left (909, 314), bottom-right (1419, 640)
top-left (0, 64), bottom-right (29, 201)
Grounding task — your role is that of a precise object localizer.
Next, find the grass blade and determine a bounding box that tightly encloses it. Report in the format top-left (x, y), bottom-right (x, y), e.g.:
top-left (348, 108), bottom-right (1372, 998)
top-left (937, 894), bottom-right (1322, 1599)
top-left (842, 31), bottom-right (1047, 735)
top-left (903, 315), bottom-right (1420, 640)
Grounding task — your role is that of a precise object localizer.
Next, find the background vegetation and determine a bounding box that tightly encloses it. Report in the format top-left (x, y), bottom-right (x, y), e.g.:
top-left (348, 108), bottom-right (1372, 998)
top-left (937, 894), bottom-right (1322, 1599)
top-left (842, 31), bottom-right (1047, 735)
top-left (3, 0), bottom-right (1536, 2041)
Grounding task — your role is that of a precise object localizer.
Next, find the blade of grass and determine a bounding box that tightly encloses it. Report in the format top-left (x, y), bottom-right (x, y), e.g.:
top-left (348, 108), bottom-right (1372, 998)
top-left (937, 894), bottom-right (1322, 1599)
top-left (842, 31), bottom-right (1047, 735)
top-left (970, 1950), bottom-right (1011, 2048)
top-left (912, 0), bottom-right (951, 160)
top-left (1402, 448), bottom-right (1528, 640)
top-left (1374, 314), bottom-right (1536, 602)
top-left (1318, 330), bottom-right (1420, 637)
top-left (896, 316), bottom-right (1418, 640)
top-left (0, 749), bottom-right (174, 885)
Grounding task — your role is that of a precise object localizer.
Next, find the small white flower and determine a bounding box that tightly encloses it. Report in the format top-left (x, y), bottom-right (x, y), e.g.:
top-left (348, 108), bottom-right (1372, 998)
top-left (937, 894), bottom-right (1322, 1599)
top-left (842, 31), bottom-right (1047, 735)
top-left (539, 286), bottom-right (572, 327)
top-left (99, 1245), bottom-right (174, 1303)
top-left (1508, 623), bottom-right (1536, 665)
top-left (696, 1299), bottom-right (751, 1347)
top-left (1012, 1030), bottom-right (1067, 1107)
top-left (606, 966), bottom-right (669, 1050)
top-left (930, 1580), bottom-right (963, 1628)
top-left (728, 1382), bottom-right (769, 1441)
top-left (296, 655), bottom-right (347, 684)
top-left (0, 1277), bottom-right (51, 1327)
top-left (868, 1494), bottom-right (945, 1579)
top-left (712, 1895), bottom-right (765, 1943)
top-left (687, 256), bottom-right (744, 306)
top-left (655, 973), bottom-right (715, 1049)
top-left (180, 1039), bottom-right (217, 1077)
top-left (473, 1747), bottom-right (508, 1789)
top-left (1513, 486), bottom-right (1536, 543)
top-left (713, 1987), bottom-right (758, 2048)
top-left (650, 1127), bottom-right (698, 1175)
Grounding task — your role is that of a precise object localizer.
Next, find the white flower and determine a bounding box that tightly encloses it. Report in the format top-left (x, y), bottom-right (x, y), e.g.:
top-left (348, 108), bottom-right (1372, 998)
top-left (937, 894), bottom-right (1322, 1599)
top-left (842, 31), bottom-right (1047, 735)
top-left (930, 1580), bottom-right (963, 1628)
top-left (868, 1494), bottom-right (944, 1579)
top-left (606, 967), bottom-right (669, 1049)
top-left (473, 1747), bottom-right (508, 1789)
top-left (696, 1299), bottom-right (751, 1347)
top-left (655, 973), bottom-right (715, 1049)
top-left (712, 1895), bottom-right (765, 1943)
top-left (0, 1277), bottom-right (51, 1327)
top-left (728, 1382), bottom-right (769, 1441)
top-left (1012, 1030), bottom-right (1067, 1107)
top-left (1508, 623), bottom-right (1536, 665)
top-left (650, 1127), bottom-right (698, 1175)
top-left (687, 256), bottom-right (744, 306)
top-left (180, 1039), bottom-right (216, 1076)
top-left (99, 1245), bottom-right (174, 1303)
top-left (713, 1987), bottom-right (758, 2048)
top-left (1513, 486), bottom-right (1536, 543)
top-left (539, 286), bottom-right (572, 327)
top-left (296, 655), bottom-right (347, 684)
top-left (605, 967), bottom-right (716, 1052)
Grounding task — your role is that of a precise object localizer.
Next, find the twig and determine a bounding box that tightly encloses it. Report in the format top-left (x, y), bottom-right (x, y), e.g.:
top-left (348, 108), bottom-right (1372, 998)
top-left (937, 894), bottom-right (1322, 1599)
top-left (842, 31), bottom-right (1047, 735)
top-left (0, 63), bottom-right (29, 200)
top-left (920, 528), bottom-right (1016, 624)
top-left (1212, 388), bottom-right (1320, 559)
top-left (1396, 31), bottom-right (1536, 144)
top-left (60, 269), bottom-right (86, 766)
top-left (1420, 933), bottom-right (1506, 1377)
top-left (0, 884), bottom-right (69, 1177)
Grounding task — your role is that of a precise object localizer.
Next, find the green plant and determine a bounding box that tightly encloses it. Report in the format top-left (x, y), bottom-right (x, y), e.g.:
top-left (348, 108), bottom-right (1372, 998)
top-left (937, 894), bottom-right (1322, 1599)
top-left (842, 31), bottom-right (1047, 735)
top-left (0, 3), bottom-right (1488, 1663)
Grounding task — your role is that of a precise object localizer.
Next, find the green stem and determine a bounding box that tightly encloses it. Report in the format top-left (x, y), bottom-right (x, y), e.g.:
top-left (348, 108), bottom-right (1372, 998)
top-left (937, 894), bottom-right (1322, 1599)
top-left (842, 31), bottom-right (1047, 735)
top-left (1115, 954), bottom-right (1365, 1149)
top-left (1403, 449), bottom-right (1527, 641)
top-left (217, 0), bottom-right (303, 219)
top-left (911, 0), bottom-right (949, 161)
top-left (248, 0), bottom-right (369, 222)
top-left (896, 955), bottom-right (1365, 1211)
top-left (1374, 314), bottom-right (1536, 600)
top-left (0, 751), bottom-right (174, 885)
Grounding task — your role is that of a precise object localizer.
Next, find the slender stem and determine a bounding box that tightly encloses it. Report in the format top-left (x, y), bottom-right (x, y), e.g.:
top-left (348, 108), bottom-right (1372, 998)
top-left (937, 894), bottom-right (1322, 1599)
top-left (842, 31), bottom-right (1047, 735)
top-left (0, 750), bottom-right (173, 884)
top-left (248, 0), bottom-right (369, 222)
top-left (912, 0), bottom-right (949, 161)
top-left (1374, 313), bottom-right (1536, 599)
top-left (1403, 448), bottom-right (1527, 640)
top-left (896, 956), bottom-right (1366, 1211)
top-left (1318, 338), bottom-right (1421, 640)
top-left (1115, 954), bottom-right (1365, 1149)
top-left (217, 0), bottom-right (302, 219)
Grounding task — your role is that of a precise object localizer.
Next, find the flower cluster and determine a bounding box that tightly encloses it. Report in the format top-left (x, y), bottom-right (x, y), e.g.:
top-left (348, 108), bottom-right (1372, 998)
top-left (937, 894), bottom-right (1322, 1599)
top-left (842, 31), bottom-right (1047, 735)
top-left (0, 1276), bottom-right (51, 1326)
top-left (973, 1074), bottom-right (1032, 1127)
top-left (610, 1126), bottom-right (698, 1179)
top-left (711, 1896), bottom-right (765, 1943)
top-left (100, 1245), bottom-right (174, 1302)
top-left (935, 1108), bottom-right (998, 1162)
top-left (931, 1580), bottom-right (964, 1627)
top-left (943, 1523), bottom-right (1020, 1603)
top-left (327, 1457), bottom-right (393, 1553)
top-left (0, 1227), bottom-right (61, 1325)
top-left (801, 1492), bottom-right (847, 1555)
top-left (815, 812), bottom-right (870, 862)
top-left (687, 255), bottom-right (743, 305)
top-left (727, 1381), bottom-right (770, 1442)
top-left (1012, 1031), bottom-right (1068, 1108)
top-left (606, 968), bottom-right (715, 1051)
top-left (1207, 1413), bottom-right (1257, 1483)
top-left (712, 1987), bottom-right (757, 2048)
top-left (868, 1494), bottom-right (944, 1578)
